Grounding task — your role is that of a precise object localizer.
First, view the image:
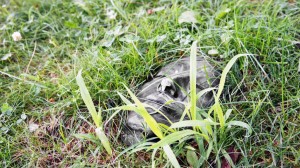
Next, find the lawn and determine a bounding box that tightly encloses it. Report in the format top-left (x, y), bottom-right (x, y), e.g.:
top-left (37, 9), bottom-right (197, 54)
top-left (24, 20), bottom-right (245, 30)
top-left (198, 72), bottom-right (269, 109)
top-left (0, 0), bottom-right (299, 167)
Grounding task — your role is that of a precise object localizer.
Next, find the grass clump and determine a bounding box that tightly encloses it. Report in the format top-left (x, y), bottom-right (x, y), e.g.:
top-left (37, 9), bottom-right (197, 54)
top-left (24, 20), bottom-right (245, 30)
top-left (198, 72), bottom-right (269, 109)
top-left (76, 69), bottom-right (112, 155)
top-left (113, 42), bottom-right (253, 167)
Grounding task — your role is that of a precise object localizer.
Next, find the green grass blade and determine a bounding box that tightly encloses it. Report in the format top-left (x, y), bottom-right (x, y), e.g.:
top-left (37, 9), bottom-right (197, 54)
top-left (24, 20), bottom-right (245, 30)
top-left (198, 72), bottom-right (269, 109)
top-left (151, 148), bottom-right (158, 168)
top-left (73, 133), bottom-right (98, 143)
top-left (95, 127), bottom-right (113, 155)
top-left (143, 104), bottom-right (173, 125)
top-left (227, 121), bottom-right (252, 136)
top-left (170, 120), bottom-right (218, 128)
top-left (129, 142), bottom-right (154, 154)
top-left (225, 109), bottom-right (233, 121)
top-left (123, 84), bottom-right (164, 139)
top-left (221, 149), bottom-right (236, 168)
top-left (76, 70), bottom-right (101, 127)
top-left (190, 41), bottom-right (198, 120)
top-left (197, 87), bottom-right (217, 100)
top-left (206, 141), bottom-right (213, 159)
top-left (76, 70), bottom-right (112, 155)
top-left (113, 104), bottom-right (138, 111)
top-left (195, 137), bottom-right (206, 167)
top-left (150, 130), bottom-right (207, 149)
top-left (105, 109), bottom-right (121, 123)
top-left (163, 145), bottom-right (180, 168)
top-left (117, 92), bottom-right (132, 105)
top-left (215, 54), bottom-right (249, 100)
top-left (114, 142), bottom-right (146, 161)
top-left (187, 149), bottom-right (198, 167)
top-left (179, 104), bottom-right (191, 121)
top-left (214, 102), bottom-right (225, 129)
top-left (211, 54), bottom-right (250, 129)
top-left (171, 120), bottom-right (216, 136)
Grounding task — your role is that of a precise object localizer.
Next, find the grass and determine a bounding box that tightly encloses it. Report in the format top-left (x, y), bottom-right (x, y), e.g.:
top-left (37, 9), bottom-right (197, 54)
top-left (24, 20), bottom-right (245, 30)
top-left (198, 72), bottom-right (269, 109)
top-left (0, 0), bottom-right (300, 167)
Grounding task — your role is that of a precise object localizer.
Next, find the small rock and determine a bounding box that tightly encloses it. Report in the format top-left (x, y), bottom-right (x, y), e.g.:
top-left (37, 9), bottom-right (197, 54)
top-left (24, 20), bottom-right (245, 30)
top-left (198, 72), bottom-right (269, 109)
top-left (21, 114), bottom-right (27, 120)
top-left (1, 53), bottom-right (12, 61)
top-left (208, 49), bottom-right (219, 56)
top-left (178, 11), bottom-right (198, 24)
top-left (12, 32), bottom-right (22, 41)
top-left (106, 9), bottom-right (117, 20)
top-left (28, 123), bottom-right (39, 132)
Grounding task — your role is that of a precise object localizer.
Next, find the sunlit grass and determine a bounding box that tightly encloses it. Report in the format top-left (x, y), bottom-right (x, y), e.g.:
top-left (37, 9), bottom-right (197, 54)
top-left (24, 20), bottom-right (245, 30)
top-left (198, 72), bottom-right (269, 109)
top-left (0, 0), bottom-right (299, 167)
top-left (115, 42), bottom-right (254, 167)
top-left (76, 70), bottom-right (112, 155)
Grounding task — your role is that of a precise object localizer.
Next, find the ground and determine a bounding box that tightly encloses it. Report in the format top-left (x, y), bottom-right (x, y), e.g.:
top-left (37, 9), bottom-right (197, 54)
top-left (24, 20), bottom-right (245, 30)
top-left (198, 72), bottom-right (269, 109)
top-left (0, 0), bottom-right (299, 167)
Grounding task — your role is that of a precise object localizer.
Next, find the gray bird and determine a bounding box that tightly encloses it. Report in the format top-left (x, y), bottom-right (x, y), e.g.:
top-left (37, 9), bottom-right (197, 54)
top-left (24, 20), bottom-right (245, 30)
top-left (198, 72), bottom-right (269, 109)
top-left (122, 56), bottom-right (220, 146)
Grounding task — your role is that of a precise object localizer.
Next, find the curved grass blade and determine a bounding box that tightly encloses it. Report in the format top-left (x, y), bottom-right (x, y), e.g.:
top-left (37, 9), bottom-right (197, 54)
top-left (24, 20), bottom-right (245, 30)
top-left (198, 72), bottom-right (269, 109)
top-left (73, 133), bottom-right (98, 143)
top-left (225, 109), bottom-right (233, 121)
top-left (211, 54), bottom-right (250, 129)
top-left (170, 120), bottom-right (218, 128)
top-left (171, 120), bottom-right (217, 136)
top-left (215, 54), bottom-right (250, 100)
top-left (187, 149), bottom-right (199, 167)
top-left (163, 145), bottom-right (180, 168)
top-left (143, 104), bottom-right (173, 125)
top-left (129, 142), bottom-right (154, 154)
top-left (76, 70), bottom-right (112, 155)
top-left (197, 87), bottom-right (217, 100)
top-left (117, 92), bottom-right (132, 105)
top-left (123, 84), bottom-right (164, 139)
top-left (221, 149), bottom-right (236, 168)
top-left (179, 104), bottom-right (190, 121)
top-left (226, 120), bottom-right (252, 136)
top-left (150, 130), bottom-right (207, 149)
top-left (151, 148), bottom-right (158, 168)
top-left (105, 109), bottom-right (121, 123)
top-left (95, 127), bottom-right (113, 155)
top-left (111, 104), bottom-right (137, 111)
top-left (76, 69), bottom-right (101, 127)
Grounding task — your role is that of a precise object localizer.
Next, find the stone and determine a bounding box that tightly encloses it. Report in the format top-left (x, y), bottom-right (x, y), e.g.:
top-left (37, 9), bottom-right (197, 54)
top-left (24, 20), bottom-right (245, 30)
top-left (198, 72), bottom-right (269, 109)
top-left (122, 56), bottom-right (220, 146)
top-left (208, 49), bottom-right (219, 57)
